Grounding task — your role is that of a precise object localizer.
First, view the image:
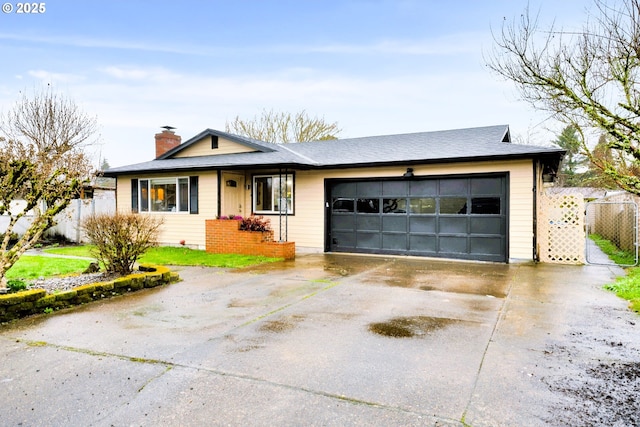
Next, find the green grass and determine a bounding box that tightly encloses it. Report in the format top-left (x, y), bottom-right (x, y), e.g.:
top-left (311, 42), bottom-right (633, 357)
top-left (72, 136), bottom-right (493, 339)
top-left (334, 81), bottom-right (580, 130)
top-left (590, 234), bottom-right (640, 314)
top-left (589, 234), bottom-right (637, 266)
top-left (6, 256), bottom-right (92, 280)
top-left (604, 268), bottom-right (640, 313)
top-left (44, 245), bottom-right (282, 268)
top-left (139, 246), bottom-right (282, 268)
top-left (44, 245), bottom-right (95, 258)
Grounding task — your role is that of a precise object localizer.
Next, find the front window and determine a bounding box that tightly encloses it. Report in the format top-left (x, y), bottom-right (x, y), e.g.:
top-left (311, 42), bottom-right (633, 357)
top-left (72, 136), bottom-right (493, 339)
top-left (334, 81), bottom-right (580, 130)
top-left (253, 174), bottom-right (294, 214)
top-left (139, 177), bottom-right (190, 212)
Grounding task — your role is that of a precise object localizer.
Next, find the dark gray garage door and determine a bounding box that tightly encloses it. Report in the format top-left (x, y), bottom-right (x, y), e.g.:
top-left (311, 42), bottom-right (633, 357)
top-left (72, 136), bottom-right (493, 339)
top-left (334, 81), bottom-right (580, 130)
top-left (328, 174), bottom-right (508, 262)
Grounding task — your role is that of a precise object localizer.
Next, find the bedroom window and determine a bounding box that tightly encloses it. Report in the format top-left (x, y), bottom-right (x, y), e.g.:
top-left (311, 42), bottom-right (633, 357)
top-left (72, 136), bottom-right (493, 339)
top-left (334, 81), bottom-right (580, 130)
top-left (253, 173), bottom-right (294, 214)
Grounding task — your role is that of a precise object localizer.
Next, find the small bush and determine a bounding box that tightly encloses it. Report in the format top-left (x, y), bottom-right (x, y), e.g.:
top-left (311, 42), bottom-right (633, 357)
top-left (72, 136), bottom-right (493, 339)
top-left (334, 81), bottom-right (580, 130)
top-left (82, 213), bottom-right (163, 275)
top-left (7, 278), bottom-right (27, 292)
top-left (239, 215), bottom-right (271, 232)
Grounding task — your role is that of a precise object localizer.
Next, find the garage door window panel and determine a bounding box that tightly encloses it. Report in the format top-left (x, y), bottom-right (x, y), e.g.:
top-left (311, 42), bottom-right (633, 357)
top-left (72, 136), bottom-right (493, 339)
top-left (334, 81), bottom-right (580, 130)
top-left (409, 198), bottom-right (436, 214)
top-left (357, 198), bottom-right (379, 213)
top-left (333, 198), bottom-right (354, 213)
top-left (383, 198), bottom-right (406, 213)
top-left (440, 197), bottom-right (468, 214)
top-left (471, 197), bottom-right (501, 215)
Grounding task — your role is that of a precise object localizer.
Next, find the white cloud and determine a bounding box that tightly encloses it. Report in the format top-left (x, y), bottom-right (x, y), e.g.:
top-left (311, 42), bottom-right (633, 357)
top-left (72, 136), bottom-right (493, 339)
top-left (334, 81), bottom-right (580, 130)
top-left (100, 66), bottom-right (181, 82)
top-left (28, 69), bottom-right (85, 84)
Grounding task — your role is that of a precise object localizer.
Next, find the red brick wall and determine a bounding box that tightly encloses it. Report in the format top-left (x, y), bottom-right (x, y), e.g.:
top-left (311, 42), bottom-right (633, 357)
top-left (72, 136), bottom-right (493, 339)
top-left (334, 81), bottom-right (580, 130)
top-left (155, 129), bottom-right (181, 158)
top-left (205, 219), bottom-right (295, 260)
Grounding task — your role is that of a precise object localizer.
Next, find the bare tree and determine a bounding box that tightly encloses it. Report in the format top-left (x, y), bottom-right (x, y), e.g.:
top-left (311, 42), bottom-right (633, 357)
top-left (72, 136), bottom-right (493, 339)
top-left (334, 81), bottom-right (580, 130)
top-left (487, 0), bottom-right (640, 194)
top-left (0, 89), bottom-right (98, 290)
top-left (225, 109), bottom-right (341, 143)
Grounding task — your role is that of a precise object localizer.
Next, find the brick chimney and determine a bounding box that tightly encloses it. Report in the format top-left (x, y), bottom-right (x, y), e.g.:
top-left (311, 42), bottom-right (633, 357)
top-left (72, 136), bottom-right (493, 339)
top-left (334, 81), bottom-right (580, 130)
top-left (155, 127), bottom-right (181, 158)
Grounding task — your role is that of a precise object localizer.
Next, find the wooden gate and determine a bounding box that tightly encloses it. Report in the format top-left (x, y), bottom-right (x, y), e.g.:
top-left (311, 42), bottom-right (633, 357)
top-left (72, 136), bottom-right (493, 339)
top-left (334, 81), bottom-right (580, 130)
top-left (538, 193), bottom-right (585, 264)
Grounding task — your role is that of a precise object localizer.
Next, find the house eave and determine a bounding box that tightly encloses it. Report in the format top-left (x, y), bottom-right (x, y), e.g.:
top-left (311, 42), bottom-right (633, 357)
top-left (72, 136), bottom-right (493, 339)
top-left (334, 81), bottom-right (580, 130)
top-left (103, 151), bottom-right (564, 177)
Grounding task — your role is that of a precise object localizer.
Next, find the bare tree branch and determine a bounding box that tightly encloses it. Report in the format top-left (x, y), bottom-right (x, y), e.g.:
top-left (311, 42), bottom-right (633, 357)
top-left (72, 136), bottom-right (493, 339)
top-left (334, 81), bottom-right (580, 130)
top-left (487, 0), bottom-right (640, 193)
top-left (225, 109), bottom-right (341, 143)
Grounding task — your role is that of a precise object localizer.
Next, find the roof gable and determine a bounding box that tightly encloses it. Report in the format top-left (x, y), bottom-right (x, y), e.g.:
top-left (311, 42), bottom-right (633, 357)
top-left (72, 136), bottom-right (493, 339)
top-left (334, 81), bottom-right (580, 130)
top-left (158, 129), bottom-right (276, 159)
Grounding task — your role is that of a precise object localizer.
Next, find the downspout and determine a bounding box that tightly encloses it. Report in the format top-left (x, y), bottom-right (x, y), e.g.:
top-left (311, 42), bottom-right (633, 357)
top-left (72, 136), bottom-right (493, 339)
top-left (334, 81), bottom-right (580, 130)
top-left (532, 159), bottom-right (539, 262)
top-left (216, 170), bottom-right (222, 218)
top-left (278, 168), bottom-right (282, 241)
top-left (285, 168), bottom-right (289, 242)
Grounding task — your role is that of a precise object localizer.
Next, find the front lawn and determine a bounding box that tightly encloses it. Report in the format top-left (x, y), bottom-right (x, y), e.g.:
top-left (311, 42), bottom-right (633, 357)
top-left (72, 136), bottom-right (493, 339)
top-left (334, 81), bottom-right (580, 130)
top-left (44, 245), bottom-right (282, 268)
top-left (6, 256), bottom-right (92, 280)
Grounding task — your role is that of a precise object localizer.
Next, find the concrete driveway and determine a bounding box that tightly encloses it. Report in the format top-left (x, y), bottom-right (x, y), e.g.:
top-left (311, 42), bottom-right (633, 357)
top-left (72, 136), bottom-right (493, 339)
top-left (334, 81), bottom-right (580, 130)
top-left (0, 254), bottom-right (637, 426)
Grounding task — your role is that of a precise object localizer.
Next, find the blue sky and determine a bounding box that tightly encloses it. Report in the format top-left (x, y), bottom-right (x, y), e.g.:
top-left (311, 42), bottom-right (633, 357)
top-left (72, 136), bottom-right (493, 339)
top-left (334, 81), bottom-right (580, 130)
top-left (0, 0), bottom-right (594, 167)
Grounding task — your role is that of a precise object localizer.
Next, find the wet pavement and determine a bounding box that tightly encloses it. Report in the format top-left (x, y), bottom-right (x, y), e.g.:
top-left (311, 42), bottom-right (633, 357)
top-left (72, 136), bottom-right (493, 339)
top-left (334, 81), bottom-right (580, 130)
top-left (0, 254), bottom-right (637, 426)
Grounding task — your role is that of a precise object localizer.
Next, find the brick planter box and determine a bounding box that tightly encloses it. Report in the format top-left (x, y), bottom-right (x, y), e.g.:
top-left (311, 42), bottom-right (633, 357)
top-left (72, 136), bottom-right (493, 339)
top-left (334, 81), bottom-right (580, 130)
top-left (205, 219), bottom-right (295, 260)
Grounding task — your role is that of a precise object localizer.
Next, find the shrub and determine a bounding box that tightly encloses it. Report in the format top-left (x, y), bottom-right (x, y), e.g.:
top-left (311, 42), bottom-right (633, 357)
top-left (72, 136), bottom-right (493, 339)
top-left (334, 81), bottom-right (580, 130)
top-left (82, 213), bottom-right (163, 275)
top-left (7, 278), bottom-right (27, 292)
top-left (239, 215), bottom-right (272, 232)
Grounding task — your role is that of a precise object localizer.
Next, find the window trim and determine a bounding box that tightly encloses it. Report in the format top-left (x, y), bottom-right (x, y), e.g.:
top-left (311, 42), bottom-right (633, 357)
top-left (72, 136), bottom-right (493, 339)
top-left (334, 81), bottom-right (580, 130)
top-left (135, 176), bottom-right (195, 214)
top-left (252, 173), bottom-right (295, 215)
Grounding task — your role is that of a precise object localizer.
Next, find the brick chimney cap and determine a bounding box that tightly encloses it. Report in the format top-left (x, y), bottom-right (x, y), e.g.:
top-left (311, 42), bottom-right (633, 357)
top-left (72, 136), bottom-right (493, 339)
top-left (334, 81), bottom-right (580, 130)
top-left (161, 125), bottom-right (176, 132)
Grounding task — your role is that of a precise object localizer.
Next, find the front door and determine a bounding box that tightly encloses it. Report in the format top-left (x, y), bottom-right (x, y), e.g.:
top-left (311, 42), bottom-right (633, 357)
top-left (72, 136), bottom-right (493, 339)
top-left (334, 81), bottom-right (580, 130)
top-left (222, 173), bottom-right (246, 217)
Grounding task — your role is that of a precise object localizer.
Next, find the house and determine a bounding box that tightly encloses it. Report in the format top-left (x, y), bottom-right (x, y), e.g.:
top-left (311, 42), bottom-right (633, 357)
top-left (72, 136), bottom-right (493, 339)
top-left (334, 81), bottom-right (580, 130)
top-left (104, 125), bottom-right (565, 263)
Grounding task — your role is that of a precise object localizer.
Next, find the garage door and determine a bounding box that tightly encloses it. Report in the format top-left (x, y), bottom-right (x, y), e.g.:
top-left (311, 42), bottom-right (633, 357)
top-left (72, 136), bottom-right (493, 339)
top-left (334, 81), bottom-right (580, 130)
top-left (328, 174), bottom-right (508, 262)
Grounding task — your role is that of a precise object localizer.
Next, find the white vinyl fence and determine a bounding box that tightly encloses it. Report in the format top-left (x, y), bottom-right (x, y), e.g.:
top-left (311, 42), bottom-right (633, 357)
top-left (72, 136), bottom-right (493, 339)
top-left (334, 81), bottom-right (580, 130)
top-left (0, 198), bottom-right (116, 243)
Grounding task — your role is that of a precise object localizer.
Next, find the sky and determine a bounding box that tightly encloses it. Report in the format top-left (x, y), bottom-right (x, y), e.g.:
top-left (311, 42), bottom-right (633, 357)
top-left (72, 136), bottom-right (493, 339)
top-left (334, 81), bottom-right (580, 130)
top-left (0, 0), bottom-right (597, 168)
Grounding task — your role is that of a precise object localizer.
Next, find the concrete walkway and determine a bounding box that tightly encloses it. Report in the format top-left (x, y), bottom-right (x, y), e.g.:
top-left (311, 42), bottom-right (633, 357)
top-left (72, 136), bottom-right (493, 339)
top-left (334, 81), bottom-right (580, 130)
top-left (0, 254), bottom-right (637, 426)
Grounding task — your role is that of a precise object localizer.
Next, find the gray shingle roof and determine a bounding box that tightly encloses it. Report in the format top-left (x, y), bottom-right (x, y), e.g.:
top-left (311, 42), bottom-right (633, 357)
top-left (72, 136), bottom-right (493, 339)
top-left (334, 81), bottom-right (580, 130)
top-left (105, 125), bottom-right (565, 176)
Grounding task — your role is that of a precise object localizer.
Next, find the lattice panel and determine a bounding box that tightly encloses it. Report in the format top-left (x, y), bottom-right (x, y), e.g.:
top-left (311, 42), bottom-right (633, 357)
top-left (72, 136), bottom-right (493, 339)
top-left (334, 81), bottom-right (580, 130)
top-left (538, 193), bottom-right (585, 264)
